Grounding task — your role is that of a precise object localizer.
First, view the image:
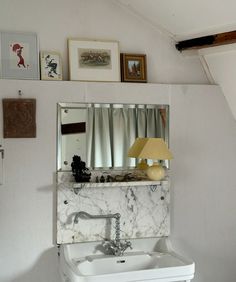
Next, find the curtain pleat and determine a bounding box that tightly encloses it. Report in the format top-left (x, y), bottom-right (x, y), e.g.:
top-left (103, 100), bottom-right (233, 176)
top-left (87, 106), bottom-right (112, 168)
top-left (87, 104), bottom-right (167, 168)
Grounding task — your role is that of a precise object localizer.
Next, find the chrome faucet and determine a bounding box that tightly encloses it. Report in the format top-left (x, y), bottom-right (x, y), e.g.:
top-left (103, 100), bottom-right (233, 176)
top-left (74, 211), bottom-right (132, 256)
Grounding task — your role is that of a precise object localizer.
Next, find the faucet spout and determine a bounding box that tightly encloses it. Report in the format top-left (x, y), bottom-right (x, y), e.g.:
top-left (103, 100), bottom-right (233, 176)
top-left (74, 211), bottom-right (120, 224)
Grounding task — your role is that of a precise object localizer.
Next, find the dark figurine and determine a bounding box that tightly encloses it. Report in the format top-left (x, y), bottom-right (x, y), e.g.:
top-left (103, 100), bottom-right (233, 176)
top-left (100, 175), bottom-right (105, 183)
top-left (106, 175), bottom-right (113, 182)
top-left (71, 155), bottom-right (91, 183)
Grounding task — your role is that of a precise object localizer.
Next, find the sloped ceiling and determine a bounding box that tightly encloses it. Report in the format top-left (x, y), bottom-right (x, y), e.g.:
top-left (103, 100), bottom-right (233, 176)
top-left (117, 0), bottom-right (236, 40)
top-left (117, 0), bottom-right (236, 119)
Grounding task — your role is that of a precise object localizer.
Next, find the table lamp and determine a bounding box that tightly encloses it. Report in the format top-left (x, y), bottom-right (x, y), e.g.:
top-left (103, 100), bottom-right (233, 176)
top-left (128, 138), bottom-right (173, 181)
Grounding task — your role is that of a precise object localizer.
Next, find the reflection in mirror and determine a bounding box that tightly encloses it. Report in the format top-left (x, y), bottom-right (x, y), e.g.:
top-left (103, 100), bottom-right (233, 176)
top-left (57, 103), bottom-right (169, 171)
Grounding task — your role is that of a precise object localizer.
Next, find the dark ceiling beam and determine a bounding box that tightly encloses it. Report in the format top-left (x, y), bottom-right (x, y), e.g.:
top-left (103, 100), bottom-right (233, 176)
top-left (176, 30), bottom-right (236, 51)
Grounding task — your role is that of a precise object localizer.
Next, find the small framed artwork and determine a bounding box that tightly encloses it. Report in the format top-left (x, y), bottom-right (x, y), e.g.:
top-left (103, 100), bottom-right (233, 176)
top-left (2, 98), bottom-right (36, 138)
top-left (0, 31), bottom-right (39, 80)
top-left (68, 39), bottom-right (120, 82)
top-left (120, 53), bottom-right (147, 83)
top-left (40, 51), bottom-right (62, 80)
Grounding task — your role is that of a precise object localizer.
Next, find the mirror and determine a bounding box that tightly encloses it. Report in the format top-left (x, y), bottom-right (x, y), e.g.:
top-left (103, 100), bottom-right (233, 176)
top-left (57, 103), bottom-right (169, 171)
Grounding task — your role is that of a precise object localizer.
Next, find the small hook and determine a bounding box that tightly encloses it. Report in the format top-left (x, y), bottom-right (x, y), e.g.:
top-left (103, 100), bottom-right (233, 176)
top-left (18, 90), bottom-right (23, 97)
top-left (149, 184), bottom-right (159, 192)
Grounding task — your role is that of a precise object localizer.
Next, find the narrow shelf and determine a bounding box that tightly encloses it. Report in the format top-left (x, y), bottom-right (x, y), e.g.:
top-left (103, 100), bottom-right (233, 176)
top-left (72, 179), bottom-right (169, 189)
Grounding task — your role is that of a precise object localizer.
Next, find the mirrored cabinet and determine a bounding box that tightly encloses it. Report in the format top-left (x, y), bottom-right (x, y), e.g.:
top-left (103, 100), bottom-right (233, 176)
top-left (57, 102), bottom-right (170, 187)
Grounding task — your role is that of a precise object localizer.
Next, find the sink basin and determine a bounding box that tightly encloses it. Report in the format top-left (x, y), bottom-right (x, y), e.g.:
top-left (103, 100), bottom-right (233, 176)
top-left (59, 238), bottom-right (195, 282)
top-left (77, 252), bottom-right (160, 275)
top-left (74, 251), bottom-right (193, 280)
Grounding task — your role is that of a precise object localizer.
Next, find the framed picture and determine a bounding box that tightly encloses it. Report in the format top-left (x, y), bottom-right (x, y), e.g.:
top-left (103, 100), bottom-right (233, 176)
top-left (40, 51), bottom-right (62, 80)
top-left (3, 98), bottom-right (36, 138)
top-left (68, 39), bottom-right (120, 82)
top-left (0, 31), bottom-right (39, 80)
top-left (121, 53), bottom-right (147, 83)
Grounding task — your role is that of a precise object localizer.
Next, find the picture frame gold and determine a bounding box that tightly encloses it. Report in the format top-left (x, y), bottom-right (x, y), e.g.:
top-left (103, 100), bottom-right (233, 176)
top-left (121, 53), bottom-right (147, 83)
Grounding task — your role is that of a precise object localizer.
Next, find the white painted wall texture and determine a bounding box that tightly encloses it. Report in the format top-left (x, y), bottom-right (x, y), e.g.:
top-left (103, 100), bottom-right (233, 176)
top-left (0, 1), bottom-right (235, 282)
top-left (203, 49), bottom-right (236, 119)
top-left (0, 0), bottom-right (207, 84)
top-left (0, 81), bottom-right (235, 282)
top-left (170, 85), bottom-right (236, 282)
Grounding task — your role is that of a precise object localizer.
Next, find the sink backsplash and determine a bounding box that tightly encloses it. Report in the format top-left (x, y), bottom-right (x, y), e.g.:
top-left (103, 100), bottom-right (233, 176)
top-left (57, 172), bottom-right (170, 244)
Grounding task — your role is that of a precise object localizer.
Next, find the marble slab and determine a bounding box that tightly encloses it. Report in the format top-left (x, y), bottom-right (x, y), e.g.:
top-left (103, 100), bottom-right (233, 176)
top-left (57, 172), bottom-right (170, 244)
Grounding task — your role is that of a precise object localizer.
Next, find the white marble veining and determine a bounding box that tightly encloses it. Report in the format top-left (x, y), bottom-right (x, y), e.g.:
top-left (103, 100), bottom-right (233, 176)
top-left (57, 173), bottom-right (170, 244)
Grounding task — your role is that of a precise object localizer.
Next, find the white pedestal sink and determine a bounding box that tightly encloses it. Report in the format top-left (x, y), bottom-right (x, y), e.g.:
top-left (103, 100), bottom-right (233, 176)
top-left (59, 238), bottom-right (195, 282)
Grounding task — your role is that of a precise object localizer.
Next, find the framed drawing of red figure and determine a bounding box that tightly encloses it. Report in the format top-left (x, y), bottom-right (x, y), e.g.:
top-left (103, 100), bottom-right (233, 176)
top-left (0, 31), bottom-right (39, 80)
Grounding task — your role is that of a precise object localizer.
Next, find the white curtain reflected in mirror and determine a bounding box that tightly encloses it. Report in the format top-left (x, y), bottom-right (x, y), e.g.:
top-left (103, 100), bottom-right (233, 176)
top-left (112, 105), bottom-right (136, 167)
top-left (86, 104), bottom-right (168, 168)
top-left (87, 105), bottom-right (112, 168)
top-left (57, 103), bottom-right (169, 171)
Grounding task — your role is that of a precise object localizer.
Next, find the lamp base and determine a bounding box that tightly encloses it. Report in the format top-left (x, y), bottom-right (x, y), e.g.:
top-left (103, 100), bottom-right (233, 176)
top-left (146, 162), bottom-right (165, 181)
top-left (137, 159), bottom-right (149, 170)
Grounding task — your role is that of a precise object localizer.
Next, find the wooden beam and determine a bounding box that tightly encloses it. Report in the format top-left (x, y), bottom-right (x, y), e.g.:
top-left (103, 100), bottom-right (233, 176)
top-left (176, 30), bottom-right (236, 51)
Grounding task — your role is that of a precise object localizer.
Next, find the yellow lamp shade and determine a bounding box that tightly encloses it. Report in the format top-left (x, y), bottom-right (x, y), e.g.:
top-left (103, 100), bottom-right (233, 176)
top-left (128, 138), bottom-right (173, 160)
top-left (128, 138), bottom-right (173, 181)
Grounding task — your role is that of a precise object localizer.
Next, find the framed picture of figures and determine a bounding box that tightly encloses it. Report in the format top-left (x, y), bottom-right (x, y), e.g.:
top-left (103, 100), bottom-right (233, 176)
top-left (0, 31), bottom-right (39, 80)
top-left (40, 51), bottom-right (62, 80)
top-left (120, 53), bottom-right (147, 83)
top-left (68, 39), bottom-right (120, 82)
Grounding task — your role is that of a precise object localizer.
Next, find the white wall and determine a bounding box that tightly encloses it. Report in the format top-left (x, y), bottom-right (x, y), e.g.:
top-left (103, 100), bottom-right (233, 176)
top-left (170, 85), bottom-right (236, 282)
top-left (201, 47), bottom-right (236, 119)
top-left (0, 0), bottom-right (207, 84)
top-left (0, 1), bottom-right (236, 282)
top-left (0, 80), bottom-right (235, 282)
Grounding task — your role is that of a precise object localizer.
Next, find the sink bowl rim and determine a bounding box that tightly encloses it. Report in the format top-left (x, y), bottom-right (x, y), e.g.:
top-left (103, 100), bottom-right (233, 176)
top-left (69, 251), bottom-right (195, 279)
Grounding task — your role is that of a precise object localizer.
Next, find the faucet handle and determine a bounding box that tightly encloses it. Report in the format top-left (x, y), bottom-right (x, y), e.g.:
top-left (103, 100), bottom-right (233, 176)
top-left (102, 239), bottom-right (132, 256)
top-left (120, 240), bottom-right (132, 254)
top-left (102, 240), bottom-right (117, 255)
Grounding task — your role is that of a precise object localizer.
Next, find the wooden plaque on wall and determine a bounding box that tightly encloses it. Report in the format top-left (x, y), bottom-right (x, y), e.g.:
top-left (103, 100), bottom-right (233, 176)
top-left (2, 99), bottom-right (36, 138)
